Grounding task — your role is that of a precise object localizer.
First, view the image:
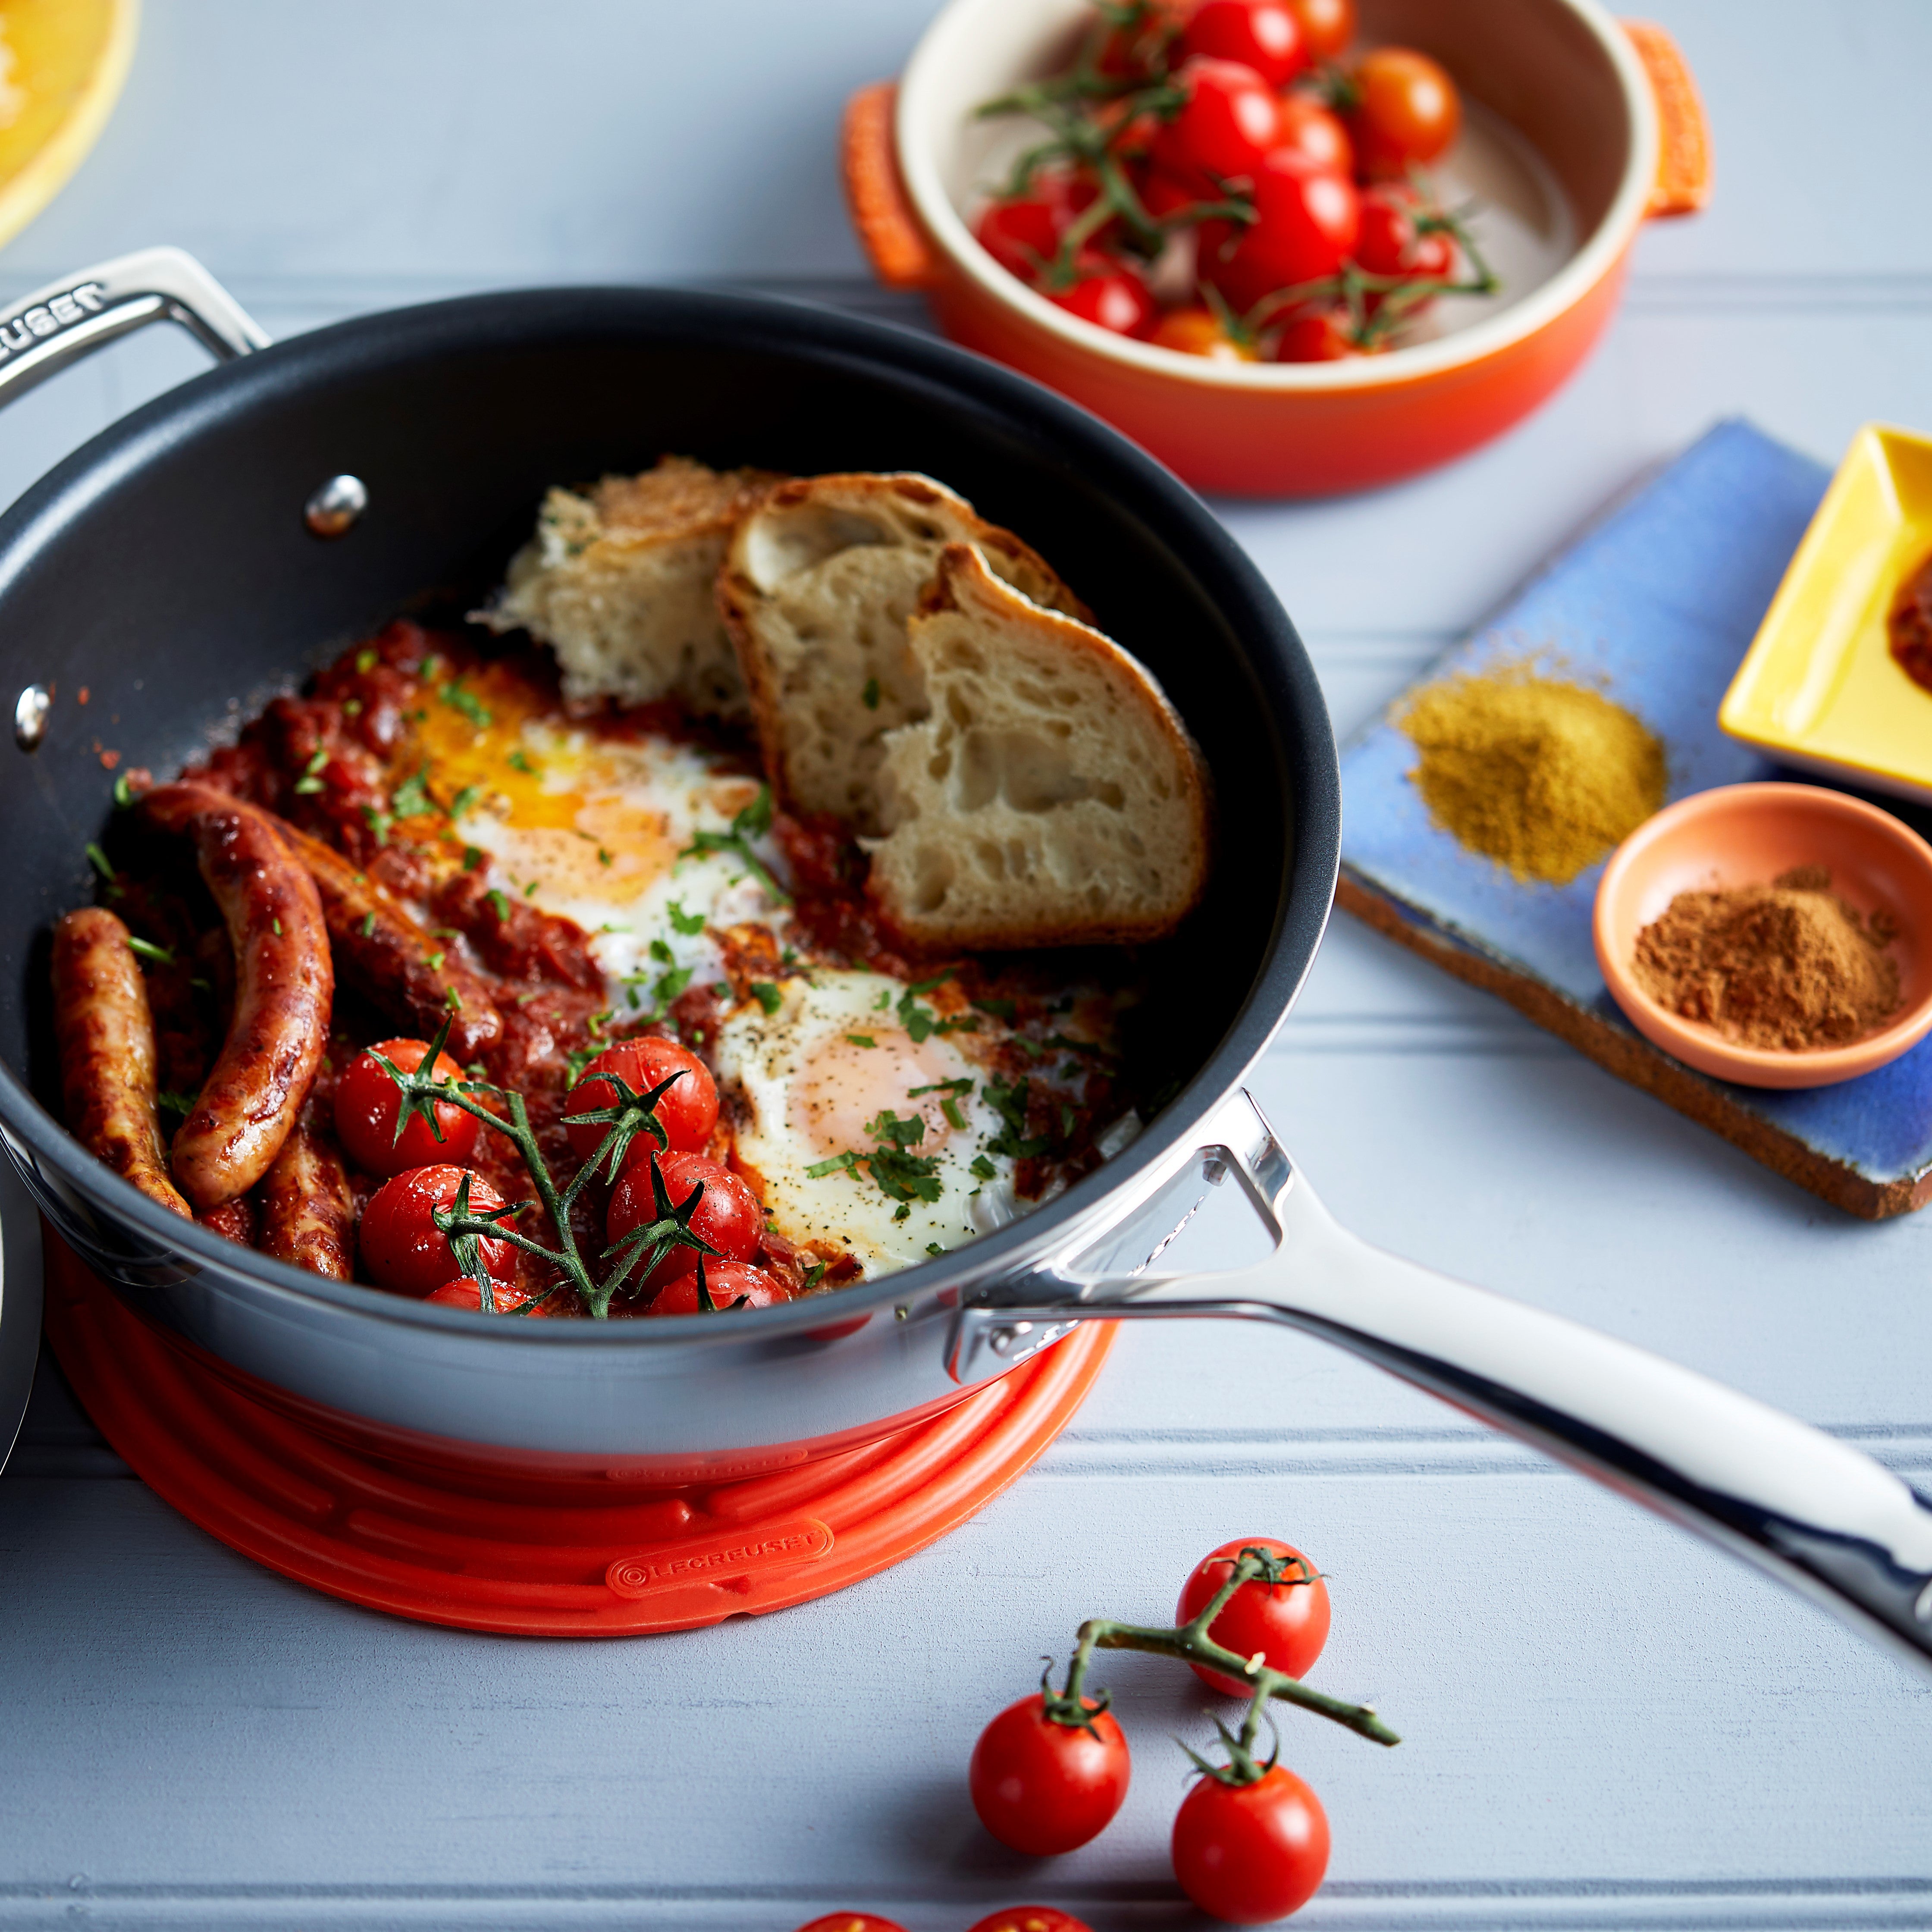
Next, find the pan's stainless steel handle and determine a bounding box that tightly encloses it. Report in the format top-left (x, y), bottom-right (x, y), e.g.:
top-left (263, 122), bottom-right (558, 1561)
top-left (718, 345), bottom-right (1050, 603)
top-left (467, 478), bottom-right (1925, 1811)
top-left (956, 1091), bottom-right (1932, 1673)
top-left (0, 246), bottom-right (269, 411)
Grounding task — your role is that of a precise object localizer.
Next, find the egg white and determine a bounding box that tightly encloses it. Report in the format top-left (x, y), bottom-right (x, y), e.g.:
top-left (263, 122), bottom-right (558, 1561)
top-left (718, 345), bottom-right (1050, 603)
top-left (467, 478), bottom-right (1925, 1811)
top-left (712, 969), bottom-right (1026, 1277)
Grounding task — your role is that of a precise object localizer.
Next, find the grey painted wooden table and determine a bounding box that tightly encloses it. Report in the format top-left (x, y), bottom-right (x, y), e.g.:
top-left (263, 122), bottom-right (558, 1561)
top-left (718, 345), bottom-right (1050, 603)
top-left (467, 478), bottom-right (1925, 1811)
top-left (2, 5), bottom-right (1929, 1928)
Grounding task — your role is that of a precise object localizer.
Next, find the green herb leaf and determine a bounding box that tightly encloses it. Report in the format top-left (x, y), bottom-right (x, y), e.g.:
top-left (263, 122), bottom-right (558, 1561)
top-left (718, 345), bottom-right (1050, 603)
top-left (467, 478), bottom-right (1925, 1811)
top-left (676, 784), bottom-right (790, 903)
top-left (125, 935), bottom-right (174, 966)
top-left (84, 842), bottom-right (116, 883)
top-left (805, 1150), bottom-right (860, 1180)
top-left (970, 1153), bottom-right (997, 1180)
top-left (971, 996), bottom-right (1017, 1020)
top-left (391, 770), bottom-right (435, 819)
top-left (667, 898), bottom-right (704, 936)
top-left (361, 805), bottom-right (392, 847)
top-left (355, 647), bottom-right (378, 674)
top-left (450, 784), bottom-right (483, 820)
top-left (845, 1034), bottom-right (877, 1049)
top-left (463, 845), bottom-right (486, 870)
top-left (426, 949), bottom-right (445, 970)
top-left (440, 680), bottom-right (492, 728)
top-left (750, 981), bottom-right (782, 1016)
top-left (156, 1088), bottom-right (200, 1121)
top-left (358, 910), bottom-right (377, 939)
top-left (112, 773), bottom-right (136, 809)
top-left (508, 749), bottom-right (536, 775)
top-left (486, 888), bottom-right (510, 921)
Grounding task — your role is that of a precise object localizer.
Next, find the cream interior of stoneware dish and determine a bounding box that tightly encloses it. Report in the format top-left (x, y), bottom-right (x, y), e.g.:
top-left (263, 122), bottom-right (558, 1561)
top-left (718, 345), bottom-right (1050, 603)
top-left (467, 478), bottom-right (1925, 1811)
top-left (898, 0), bottom-right (1659, 386)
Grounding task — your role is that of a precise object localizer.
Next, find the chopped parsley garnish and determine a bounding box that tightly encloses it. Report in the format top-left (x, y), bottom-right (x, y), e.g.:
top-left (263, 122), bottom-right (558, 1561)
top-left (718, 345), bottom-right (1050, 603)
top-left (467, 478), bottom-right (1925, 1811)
top-left (358, 911), bottom-right (377, 939)
top-left (597, 847), bottom-right (613, 866)
top-left (425, 949), bottom-right (445, 970)
top-left (125, 935), bottom-right (174, 966)
top-left (272, 918), bottom-right (283, 938)
top-left (1047, 1032), bottom-right (1106, 1058)
top-left (564, 1044), bottom-right (600, 1085)
top-left (463, 845), bottom-right (486, 870)
top-left (293, 747), bottom-right (329, 796)
top-left (508, 749), bottom-right (536, 775)
top-left (970, 1153), bottom-right (997, 1181)
top-left (862, 677), bottom-right (881, 710)
top-left (667, 898), bottom-right (704, 936)
top-left (391, 770), bottom-right (435, 819)
top-left (361, 805), bottom-right (392, 846)
top-left (801, 1260), bottom-right (828, 1292)
top-left (807, 1111), bottom-right (944, 1223)
top-left (524, 880), bottom-right (539, 897)
top-left (342, 697), bottom-right (363, 716)
top-left (984, 1076), bottom-right (1050, 1160)
top-left (84, 842), bottom-right (116, 883)
top-left (355, 647), bottom-right (378, 674)
top-left (897, 971), bottom-right (979, 1044)
top-left (440, 680), bottom-right (492, 728)
top-left (845, 1034), bottom-right (877, 1049)
top-left (449, 784), bottom-right (483, 820)
top-left (971, 996), bottom-right (1017, 1020)
top-left (586, 1009), bottom-right (610, 1038)
top-left (750, 981), bottom-right (783, 1016)
top-left (649, 938), bottom-right (674, 966)
top-left (156, 1088), bottom-right (199, 1121)
top-left (112, 773), bottom-right (136, 810)
top-left (484, 889), bottom-right (510, 922)
top-left (677, 785), bottom-right (790, 904)
top-left (908, 1077), bottom-right (972, 1097)
top-left (925, 1243), bottom-right (944, 1256)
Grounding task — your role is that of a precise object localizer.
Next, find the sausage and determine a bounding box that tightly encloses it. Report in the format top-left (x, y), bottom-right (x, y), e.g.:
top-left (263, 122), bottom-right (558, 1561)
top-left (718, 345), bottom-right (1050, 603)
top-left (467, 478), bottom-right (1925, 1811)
top-left (50, 908), bottom-right (193, 1220)
top-left (268, 814), bottom-right (503, 1061)
top-left (196, 1197), bottom-right (257, 1247)
top-left (141, 782), bottom-right (333, 1208)
top-left (257, 1102), bottom-right (356, 1281)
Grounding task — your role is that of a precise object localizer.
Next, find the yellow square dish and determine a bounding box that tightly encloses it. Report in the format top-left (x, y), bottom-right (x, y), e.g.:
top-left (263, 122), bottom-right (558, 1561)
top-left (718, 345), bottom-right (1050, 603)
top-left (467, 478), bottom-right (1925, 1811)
top-left (1720, 423), bottom-right (1932, 804)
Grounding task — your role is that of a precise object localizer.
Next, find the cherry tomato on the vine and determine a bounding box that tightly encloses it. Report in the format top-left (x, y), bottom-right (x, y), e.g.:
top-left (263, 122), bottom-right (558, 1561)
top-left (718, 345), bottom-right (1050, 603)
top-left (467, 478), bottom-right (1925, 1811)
top-left (1198, 149), bottom-right (1359, 315)
top-left (334, 1038), bottom-right (477, 1176)
top-left (1285, 0), bottom-right (1355, 61)
top-left (1273, 92), bottom-right (1354, 177)
top-left (1176, 1537), bottom-right (1331, 1694)
top-left (1353, 182), bottom-right (1455, 282)
top-left (426, 1275), bottom-right (533, 1313)
top-left (1150, 56), bottom-right (1283, 189)
top-left (1094, 0), bottom-right (1192, 81)
top-left (1267, 305), bottom-right (1368, 361)
top-left (1148, 305), bottom-right (1258, 361)
top-left (606, 1151), bottom-right (762, 1289)
top-left (642, 1259), bottom-right (791, 1316)
top-left (1045, 258), bottom-right (1159, 337)
top-left (1177, 0), bottom-right (1308, 88)
top-left (1347, 46), bottom-right (1461, 176)
top-left (564, 1038), bottom-right (719, 1168)
top-left (963, 1912), bottom-right (1096, 1932)
top-left (973, 169), bottom-right (1108, 282)
top-left (969, 1693), bottom-right (1131, 1856)
top-left (360, 1164), bottom-right (514, 1297)
top-left (1172, 1765), bottom-right (1330, 1924)
top-left (791, 1917), bottom-right (910, 1932)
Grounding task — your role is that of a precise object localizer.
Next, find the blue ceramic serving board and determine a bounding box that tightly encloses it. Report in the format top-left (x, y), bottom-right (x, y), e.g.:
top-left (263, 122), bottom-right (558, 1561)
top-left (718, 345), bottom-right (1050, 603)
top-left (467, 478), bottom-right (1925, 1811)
top-left (1336, 418), bottom-right (1932, 1218)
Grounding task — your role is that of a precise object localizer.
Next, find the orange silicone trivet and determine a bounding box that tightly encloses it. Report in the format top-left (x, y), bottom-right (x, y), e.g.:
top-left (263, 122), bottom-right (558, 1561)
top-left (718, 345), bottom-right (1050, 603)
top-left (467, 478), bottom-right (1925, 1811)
top-left (41, 1237), bottom-right (1111, 1635)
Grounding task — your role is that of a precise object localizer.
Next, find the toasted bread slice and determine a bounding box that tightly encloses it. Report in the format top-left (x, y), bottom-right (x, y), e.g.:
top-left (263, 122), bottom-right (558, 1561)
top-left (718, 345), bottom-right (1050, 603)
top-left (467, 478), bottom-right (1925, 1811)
top-left (478, 457), bottom-right (779, 716)
top-left (868, 545), bottom-right (1210, 948)
top-left (717, 472), bottom-right (1086, 832)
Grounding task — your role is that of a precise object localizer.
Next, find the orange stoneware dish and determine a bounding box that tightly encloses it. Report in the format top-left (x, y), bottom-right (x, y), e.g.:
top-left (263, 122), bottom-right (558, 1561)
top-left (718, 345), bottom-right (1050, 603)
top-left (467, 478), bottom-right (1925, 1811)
top-left (843, 0), bottom-right (1709, 498)
top-left (1593, 784), bottom-right (1932, 1090)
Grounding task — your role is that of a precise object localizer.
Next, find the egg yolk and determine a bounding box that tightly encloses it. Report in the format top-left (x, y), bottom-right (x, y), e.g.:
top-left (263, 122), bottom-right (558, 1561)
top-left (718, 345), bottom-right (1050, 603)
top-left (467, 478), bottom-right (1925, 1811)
top-left (788, 1028), bottom-right (963, 1158)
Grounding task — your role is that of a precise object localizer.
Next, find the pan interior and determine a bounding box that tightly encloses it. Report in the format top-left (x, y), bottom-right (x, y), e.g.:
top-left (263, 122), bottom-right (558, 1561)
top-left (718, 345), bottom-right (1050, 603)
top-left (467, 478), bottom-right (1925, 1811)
top-left (0, 290), bottom-right (1327, 1303)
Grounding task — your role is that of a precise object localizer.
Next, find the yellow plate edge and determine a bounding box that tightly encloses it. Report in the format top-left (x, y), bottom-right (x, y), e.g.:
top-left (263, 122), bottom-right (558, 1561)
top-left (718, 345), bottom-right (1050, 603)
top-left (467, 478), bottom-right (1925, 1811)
top-left (1717, 420), bottom-right (1932, 792)
top-left (0, 0), bottom-right (141, 256)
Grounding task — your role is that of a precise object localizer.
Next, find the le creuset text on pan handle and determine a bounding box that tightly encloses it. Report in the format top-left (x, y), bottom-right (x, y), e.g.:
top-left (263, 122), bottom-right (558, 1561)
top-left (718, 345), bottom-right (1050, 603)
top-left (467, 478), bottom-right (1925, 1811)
top-left (953, 1091), bottom-right (1932, 1674)
top-left (0, 246), bottom-right (269, 412)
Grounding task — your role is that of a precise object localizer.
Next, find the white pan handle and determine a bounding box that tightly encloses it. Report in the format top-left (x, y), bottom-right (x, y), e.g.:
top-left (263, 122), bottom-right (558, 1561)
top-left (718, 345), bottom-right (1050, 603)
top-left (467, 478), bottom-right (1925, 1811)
top-left (952, 1090), bottom-right (1932, 1672)
top-left (0, 246), bottom-right (268, 412)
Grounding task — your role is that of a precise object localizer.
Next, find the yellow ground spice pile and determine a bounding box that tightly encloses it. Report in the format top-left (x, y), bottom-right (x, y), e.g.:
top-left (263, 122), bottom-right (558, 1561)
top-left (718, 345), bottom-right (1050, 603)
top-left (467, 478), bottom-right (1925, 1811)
top-left (1399, 670), bottom-right (1666, 885)
top-left (1631, 866), bottom-right (1902, 1051)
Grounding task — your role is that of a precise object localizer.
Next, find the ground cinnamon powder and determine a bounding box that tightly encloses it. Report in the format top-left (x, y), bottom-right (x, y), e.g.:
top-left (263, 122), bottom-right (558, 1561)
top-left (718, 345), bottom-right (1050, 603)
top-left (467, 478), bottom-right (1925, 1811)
top-left (1631, 866), bottom-right (1903, 1051)
top-left (1399, 670), bottom-right (1666, 886)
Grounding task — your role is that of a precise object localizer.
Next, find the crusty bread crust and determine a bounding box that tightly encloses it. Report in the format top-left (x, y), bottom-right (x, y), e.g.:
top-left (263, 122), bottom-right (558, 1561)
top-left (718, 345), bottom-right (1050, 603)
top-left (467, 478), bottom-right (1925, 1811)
top-left (866, 545), bottom-right (1211, 949)
top-left (479, 456), bottom-right (780, 716)
top-left (716, 472), bottom-right (1087, 833)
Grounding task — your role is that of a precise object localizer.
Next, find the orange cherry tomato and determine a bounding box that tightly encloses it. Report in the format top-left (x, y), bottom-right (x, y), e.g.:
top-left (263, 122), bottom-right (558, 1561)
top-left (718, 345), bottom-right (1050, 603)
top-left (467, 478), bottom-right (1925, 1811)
top-left (1273, 91), bottom-right (1354, 176)
top-left (1148, 305), bottom-right (1258, 361)
top-left (1285, 0), bottom-right (1355, 61)
top-left (1348, 46), bottom-right (1462, 176)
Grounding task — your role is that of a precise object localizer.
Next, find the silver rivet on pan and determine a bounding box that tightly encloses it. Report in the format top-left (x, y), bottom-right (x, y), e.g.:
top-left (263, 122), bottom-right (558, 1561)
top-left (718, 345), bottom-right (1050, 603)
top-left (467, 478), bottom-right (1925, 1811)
top-left (13, 684), bottom-right (50, 751)
top-left (304, 474), bottom-right (368, 538)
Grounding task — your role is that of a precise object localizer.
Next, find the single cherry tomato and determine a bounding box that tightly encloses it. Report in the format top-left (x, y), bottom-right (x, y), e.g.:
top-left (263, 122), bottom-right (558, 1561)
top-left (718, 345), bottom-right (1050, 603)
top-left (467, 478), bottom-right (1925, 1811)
top-left (1148, 305), bottom-right (1258, 361)
top-left (1175, 1537), bottom-right (1331, 1695)
top-left (792, 1918), bottom-right (910, 1932)
top-left (643, 1259), bottom-right (792, 1316)
top-left (360, 1164), bottom-right (514, 1297)
top-left (963, 1913), bottom-right (1096, 1932)
top-left (1273, 91), bottom-right (1354, 176)
top-left (1171, 1766), bottom-right (1330, 1924)
top-left (969, 1693), bottom-right (1132, 1855)
top-left (1094, 0), bottom-right (1192, 81)
top-left (334, 1038), bottom-right (477, 1176)
top-left (973, 168), bottom-right (1110, 282)
top-left (606, 1151), bottom-right (762, 1288)
top-left (1093, 96), bottom-right (1163, 160)
top-left (426, 1275), bottom-right (532, 1313)
top-left (564, 1038), bottom-right (719, 1168)
top-left (1347, 46), bottom-right (1461, 176)
top-left (1178, 0), bottom-right (1307, 88)
top-left (1285, 0), bottom-right (1354, 60)
top-left (1150, 56), bottom-right (1283, 188)
top-left (1046, 257), bottom-right (1158, 337)
top-left (1198, 149), bottom-right (1358, 314)
top-left (1267, 304), bottom-right (1366, 361)
top-left (1353, 182), bottom-right (1454, 279)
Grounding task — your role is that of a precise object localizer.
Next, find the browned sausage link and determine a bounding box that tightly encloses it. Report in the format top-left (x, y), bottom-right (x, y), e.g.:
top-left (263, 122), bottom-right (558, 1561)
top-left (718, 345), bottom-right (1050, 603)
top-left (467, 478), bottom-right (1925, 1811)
top-left (197, 1197), bottom-right (257, 1247)
top-left (257, 1102), bottom-right (356, 1281)
top-left (50, 908), bottom-right (193, 1220)
top-left (268, 815), bottom-right (503, 1061)
top-left (141, 783), bottom-right (333, 1209)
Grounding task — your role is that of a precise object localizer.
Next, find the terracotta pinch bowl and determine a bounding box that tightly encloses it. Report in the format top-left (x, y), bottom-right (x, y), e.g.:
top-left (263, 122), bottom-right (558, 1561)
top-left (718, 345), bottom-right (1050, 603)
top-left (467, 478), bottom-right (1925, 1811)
top-left (1593, 783), bottom-right (1932, 1089)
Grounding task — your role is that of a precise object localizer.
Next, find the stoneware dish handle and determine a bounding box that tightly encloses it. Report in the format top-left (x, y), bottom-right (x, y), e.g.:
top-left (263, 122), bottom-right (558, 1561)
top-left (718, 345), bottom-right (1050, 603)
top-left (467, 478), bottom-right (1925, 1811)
top-left (1621, 18), bottom-right (1712, 216)
top-left (842, 82), bottom-right (941, 291)
top-left (953, 1090), bottom-right (1932, 1674)
top-left (0, 245), bottom-right (269, 413)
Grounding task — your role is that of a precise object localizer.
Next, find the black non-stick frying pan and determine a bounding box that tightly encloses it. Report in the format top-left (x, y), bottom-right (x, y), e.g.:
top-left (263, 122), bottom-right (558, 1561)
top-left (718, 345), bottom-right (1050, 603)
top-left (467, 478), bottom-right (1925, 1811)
top-left (1, 248), bottom-right (1929, 1667)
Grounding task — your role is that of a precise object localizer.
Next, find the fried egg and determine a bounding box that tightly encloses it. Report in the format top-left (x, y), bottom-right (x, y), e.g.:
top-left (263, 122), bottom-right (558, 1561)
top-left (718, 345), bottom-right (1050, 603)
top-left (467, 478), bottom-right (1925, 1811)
top-left (712, 969), bottom-right (1027, 1277)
